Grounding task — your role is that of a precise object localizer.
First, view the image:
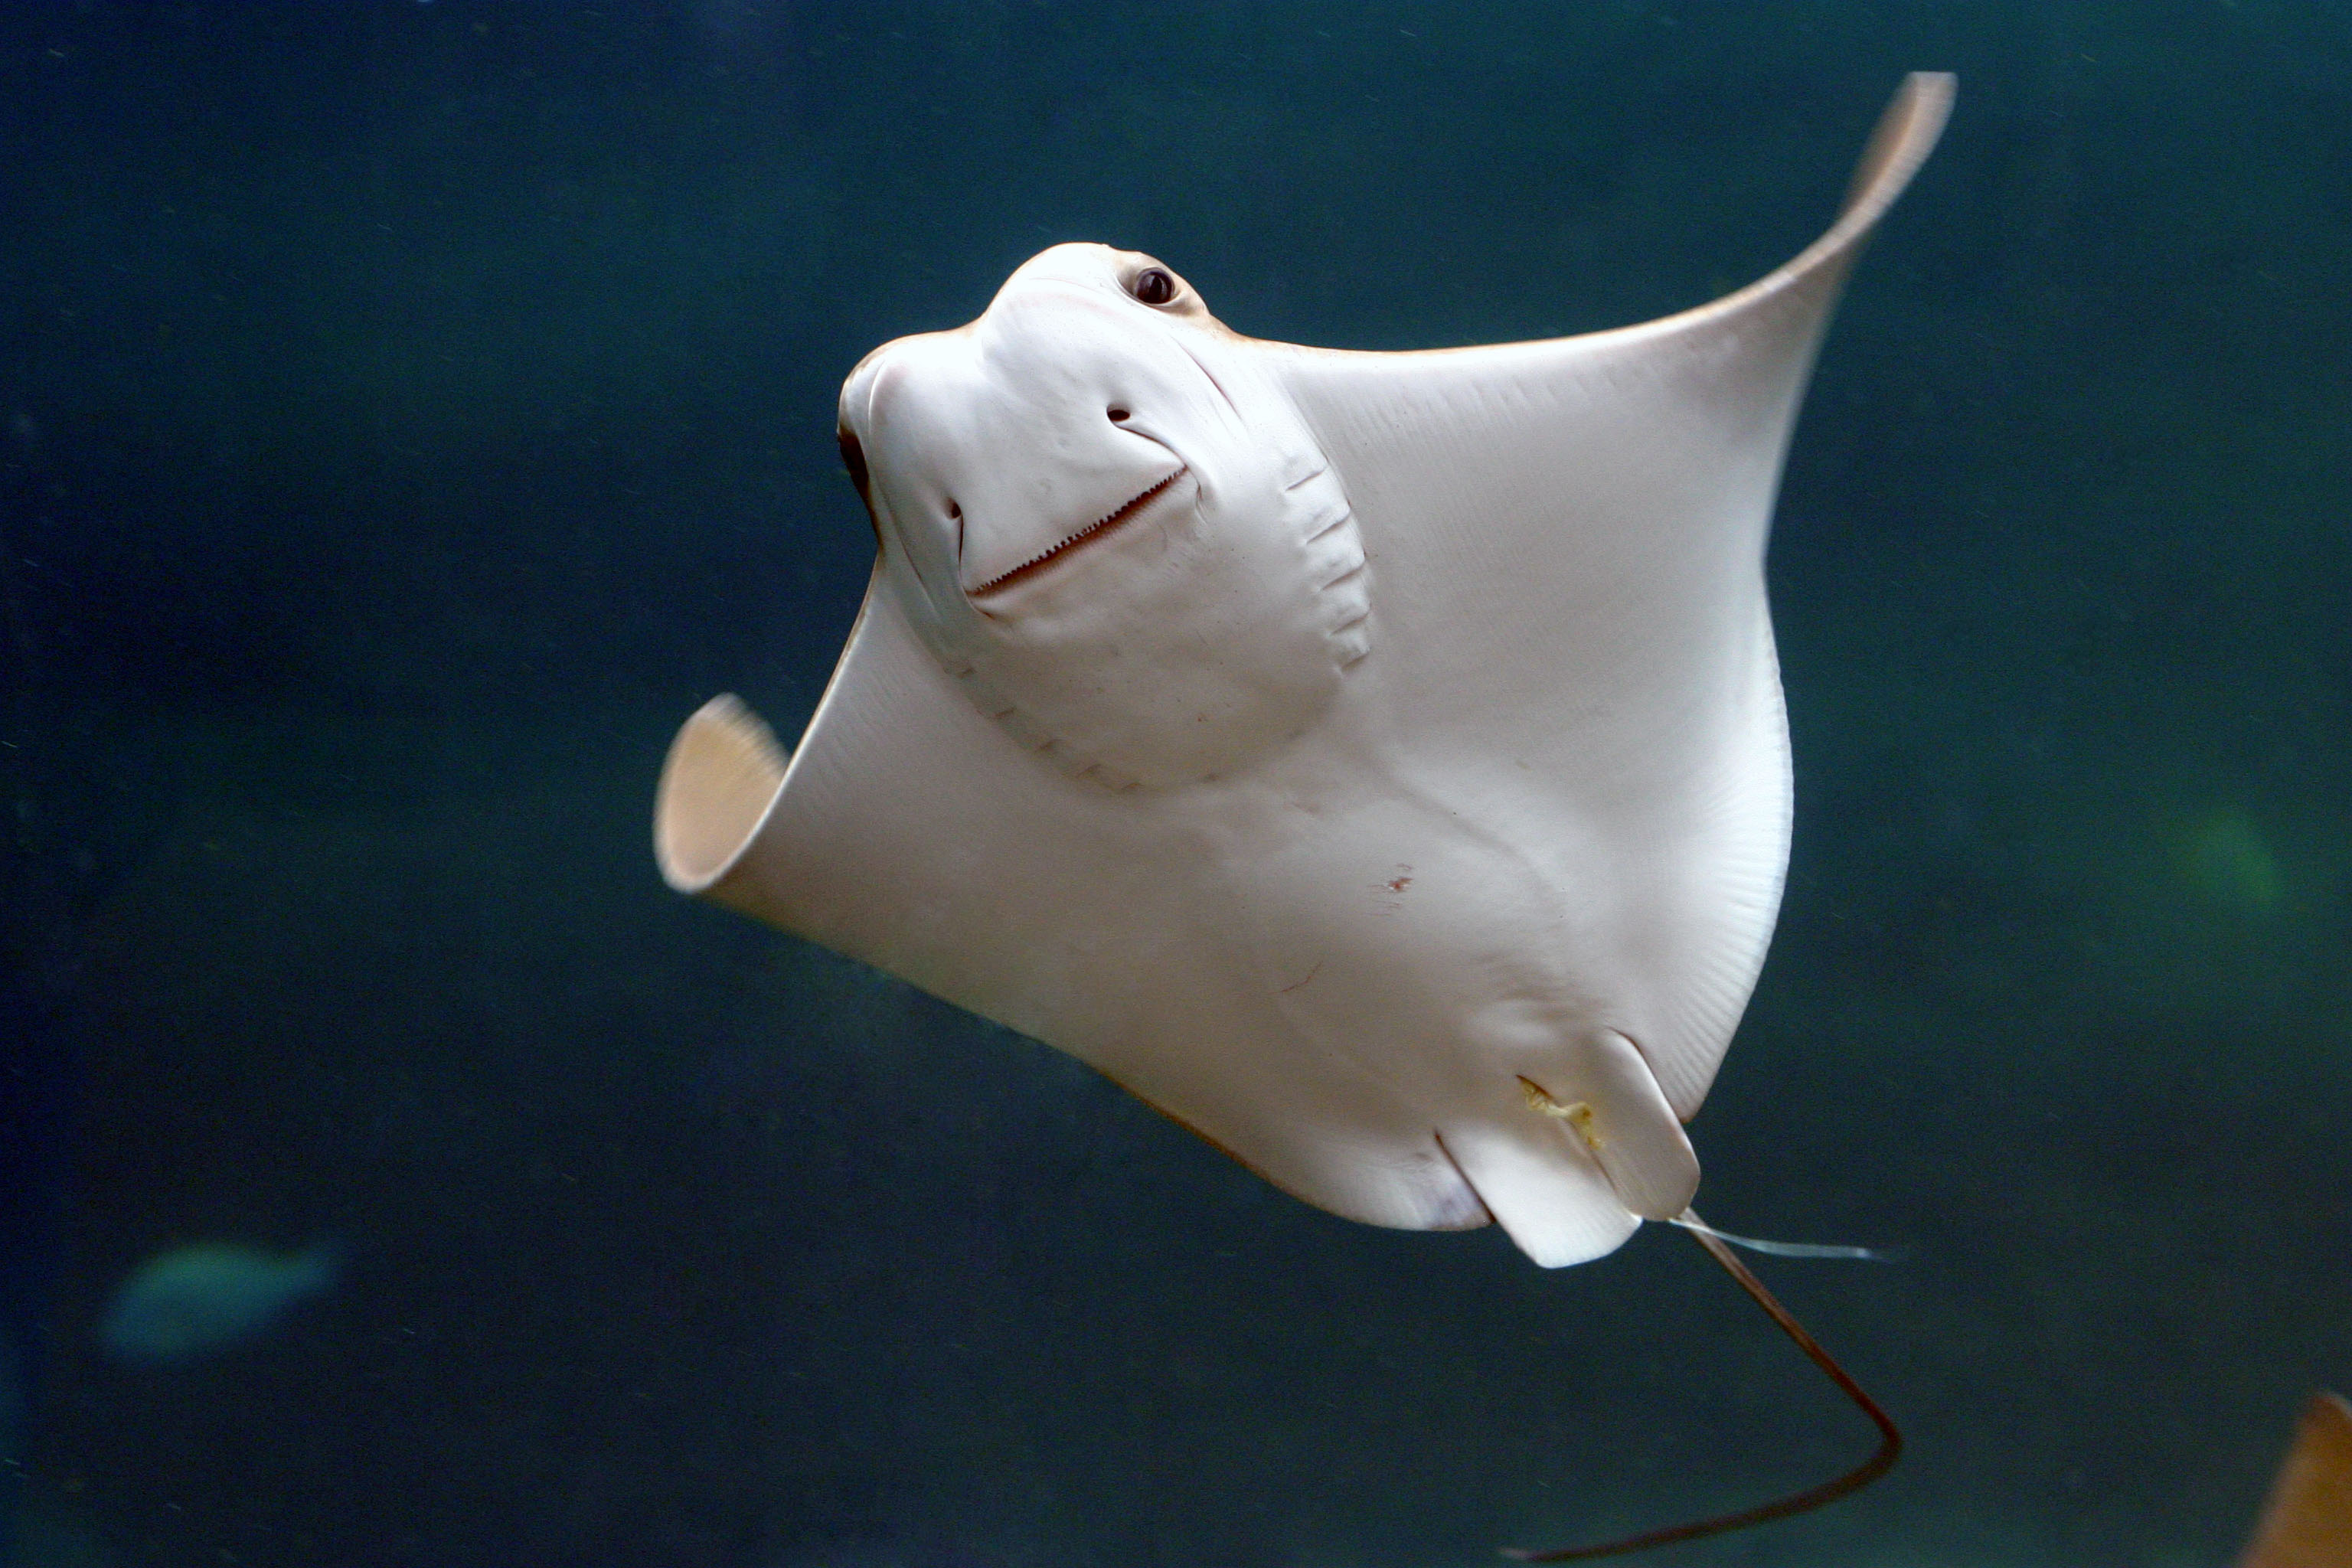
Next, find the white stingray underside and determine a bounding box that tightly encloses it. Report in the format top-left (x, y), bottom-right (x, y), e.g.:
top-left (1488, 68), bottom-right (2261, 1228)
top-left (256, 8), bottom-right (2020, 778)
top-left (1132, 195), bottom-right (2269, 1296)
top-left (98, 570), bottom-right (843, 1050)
top-left (656, 76), bottom-right (1952, 1266)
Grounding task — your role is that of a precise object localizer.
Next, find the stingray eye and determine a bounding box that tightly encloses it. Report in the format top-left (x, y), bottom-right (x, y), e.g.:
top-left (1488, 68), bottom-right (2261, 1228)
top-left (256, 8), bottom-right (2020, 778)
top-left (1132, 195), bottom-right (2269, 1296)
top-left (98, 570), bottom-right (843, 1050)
top-left (1107, 407), bottom-right (1131, 423)
top-left (1128, 267), bottom-right (1177, 306)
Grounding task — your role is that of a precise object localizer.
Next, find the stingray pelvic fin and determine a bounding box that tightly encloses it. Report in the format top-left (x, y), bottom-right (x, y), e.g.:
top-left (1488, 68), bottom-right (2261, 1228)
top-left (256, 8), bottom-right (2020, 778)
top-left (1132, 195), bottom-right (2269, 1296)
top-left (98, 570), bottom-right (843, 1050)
top-left (1511, 1031), bottom-right (1699, 1223)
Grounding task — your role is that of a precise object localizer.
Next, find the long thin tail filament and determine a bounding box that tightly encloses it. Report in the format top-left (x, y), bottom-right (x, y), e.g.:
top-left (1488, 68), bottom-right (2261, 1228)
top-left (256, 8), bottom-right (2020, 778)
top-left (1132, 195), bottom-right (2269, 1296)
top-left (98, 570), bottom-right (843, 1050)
top-left (1500, 1210), bottom-right (1903, 1562)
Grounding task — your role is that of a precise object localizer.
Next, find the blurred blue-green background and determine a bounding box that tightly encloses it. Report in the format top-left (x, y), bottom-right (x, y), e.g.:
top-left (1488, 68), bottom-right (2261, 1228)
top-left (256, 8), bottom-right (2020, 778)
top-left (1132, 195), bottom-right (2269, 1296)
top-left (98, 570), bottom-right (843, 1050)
top-left (2, 3), bottom-right (2346, 1565)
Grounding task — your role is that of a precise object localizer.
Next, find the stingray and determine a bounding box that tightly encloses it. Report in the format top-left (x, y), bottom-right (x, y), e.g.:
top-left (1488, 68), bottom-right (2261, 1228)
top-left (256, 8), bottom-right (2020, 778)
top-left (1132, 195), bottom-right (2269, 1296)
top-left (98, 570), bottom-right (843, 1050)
top-left (657, 75), bottom-right (1952, 1557)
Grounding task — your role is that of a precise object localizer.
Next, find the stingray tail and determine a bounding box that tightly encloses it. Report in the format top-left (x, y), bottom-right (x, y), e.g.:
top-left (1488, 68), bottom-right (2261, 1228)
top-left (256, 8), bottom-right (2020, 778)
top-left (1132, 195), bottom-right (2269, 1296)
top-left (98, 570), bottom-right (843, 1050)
top-left (1668, 1213), bottom-right (1908, 1263)
top-left (1498, 1208), bottom-right (1903, 1563)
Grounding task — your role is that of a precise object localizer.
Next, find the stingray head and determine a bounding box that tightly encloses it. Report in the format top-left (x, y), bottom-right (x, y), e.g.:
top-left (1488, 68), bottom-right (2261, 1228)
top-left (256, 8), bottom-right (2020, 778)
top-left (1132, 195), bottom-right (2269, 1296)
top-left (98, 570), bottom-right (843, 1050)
top-left (840, 247), bottom-right (1217, 612)
top-left (838, 243), bottom-right (1372, 789)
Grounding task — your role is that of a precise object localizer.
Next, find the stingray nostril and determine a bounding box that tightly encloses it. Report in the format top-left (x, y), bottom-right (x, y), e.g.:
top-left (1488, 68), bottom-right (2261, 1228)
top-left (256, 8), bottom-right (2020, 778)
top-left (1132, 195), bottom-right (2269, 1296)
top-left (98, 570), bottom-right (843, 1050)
top-left (947, 500), bottom-right (963, 555)
top-left (1107, 407), bottom-right (1130, 423)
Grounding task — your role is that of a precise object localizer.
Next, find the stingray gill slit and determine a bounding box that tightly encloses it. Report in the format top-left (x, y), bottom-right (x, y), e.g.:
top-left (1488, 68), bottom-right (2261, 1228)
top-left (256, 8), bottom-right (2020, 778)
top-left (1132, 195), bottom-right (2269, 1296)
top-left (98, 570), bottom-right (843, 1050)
top-left (968, 467), bottom-right (1187, 599)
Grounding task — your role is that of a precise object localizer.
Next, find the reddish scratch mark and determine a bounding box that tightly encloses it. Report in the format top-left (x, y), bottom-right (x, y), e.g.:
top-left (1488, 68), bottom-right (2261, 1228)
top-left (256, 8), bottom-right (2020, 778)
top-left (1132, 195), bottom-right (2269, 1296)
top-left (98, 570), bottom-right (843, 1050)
top-left (1279, 962), bottom-right (1323, 995)
top-left (1387, 875), bottom-right (1413, 893)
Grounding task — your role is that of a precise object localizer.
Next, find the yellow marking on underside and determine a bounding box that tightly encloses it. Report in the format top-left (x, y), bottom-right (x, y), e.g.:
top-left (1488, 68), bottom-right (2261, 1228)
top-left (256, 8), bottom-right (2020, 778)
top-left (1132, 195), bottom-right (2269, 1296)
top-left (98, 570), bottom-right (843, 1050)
top-left (1517, 1076), bottom-right (1603, 1152)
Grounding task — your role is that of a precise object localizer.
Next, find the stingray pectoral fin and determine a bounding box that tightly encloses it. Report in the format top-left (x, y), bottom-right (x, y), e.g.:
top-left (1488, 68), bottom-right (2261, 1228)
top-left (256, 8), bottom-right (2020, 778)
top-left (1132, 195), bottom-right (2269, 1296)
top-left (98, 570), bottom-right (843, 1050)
top-left (655, 599), bottom-right (1493, 1236)
top-left (653, 693), bottom-right (790, 907)
top-left (1841, 70), bottom-right (1957, 225)
top-left (1269, 74), bottom-right (1954, 1129)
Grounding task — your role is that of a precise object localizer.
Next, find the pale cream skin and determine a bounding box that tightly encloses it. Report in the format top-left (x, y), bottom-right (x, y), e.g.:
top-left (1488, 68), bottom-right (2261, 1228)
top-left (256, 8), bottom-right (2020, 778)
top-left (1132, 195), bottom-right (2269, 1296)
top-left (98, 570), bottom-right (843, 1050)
top-left (661, 76), bottom-right (1952, 1269)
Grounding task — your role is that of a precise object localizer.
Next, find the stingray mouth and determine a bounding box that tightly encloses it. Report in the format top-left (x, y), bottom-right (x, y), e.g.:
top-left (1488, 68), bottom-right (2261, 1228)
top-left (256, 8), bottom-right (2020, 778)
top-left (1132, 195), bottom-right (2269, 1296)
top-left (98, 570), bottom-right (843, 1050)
top-left (967, 467), bottom-right (1187, 603)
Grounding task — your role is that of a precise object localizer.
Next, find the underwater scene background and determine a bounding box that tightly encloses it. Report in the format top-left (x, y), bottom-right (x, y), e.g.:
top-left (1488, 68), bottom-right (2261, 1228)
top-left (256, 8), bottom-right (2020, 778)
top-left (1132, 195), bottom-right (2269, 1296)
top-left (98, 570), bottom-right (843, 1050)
top-left (2, 2), bottom-right (2347, 1565)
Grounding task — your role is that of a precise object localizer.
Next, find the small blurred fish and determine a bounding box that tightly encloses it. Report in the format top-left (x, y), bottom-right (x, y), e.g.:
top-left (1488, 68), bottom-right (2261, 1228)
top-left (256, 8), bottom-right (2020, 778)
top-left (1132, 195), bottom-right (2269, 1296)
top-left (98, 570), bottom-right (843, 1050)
top-left (98, 1240), bottom-right (338, 1367)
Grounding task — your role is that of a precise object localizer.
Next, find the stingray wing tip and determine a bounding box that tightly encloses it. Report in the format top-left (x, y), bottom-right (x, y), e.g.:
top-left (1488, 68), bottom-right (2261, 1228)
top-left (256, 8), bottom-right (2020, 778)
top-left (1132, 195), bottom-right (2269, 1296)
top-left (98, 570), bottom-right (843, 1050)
top-left (653, 693), bottom-right (790, 896)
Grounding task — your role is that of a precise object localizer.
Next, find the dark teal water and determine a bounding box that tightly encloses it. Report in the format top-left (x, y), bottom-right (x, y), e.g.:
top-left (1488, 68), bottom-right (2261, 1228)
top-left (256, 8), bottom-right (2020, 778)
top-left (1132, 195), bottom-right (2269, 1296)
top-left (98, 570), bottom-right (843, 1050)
top-left (3, 4), bottom-right (2347, 1565)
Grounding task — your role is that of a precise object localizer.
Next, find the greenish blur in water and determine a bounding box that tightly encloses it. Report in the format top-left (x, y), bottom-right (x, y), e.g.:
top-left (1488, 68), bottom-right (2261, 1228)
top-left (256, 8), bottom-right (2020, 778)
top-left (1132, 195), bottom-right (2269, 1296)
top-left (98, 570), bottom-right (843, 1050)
top-left (3, 4), bottom-right (2346, 1565)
